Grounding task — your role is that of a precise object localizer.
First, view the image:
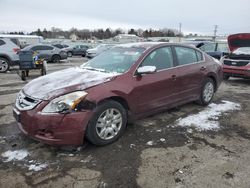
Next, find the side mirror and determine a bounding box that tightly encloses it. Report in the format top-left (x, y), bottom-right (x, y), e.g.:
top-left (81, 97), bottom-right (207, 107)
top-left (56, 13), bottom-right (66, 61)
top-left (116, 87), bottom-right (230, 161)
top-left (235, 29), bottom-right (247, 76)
top-left (137, 66), bottom-right (156, 75)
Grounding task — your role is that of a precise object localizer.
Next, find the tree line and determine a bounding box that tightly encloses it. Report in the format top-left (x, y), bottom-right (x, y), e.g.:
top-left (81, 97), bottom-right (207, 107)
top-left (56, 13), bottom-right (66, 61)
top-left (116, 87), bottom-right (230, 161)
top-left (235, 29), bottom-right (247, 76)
top-left (28, 27), bottom-right (183, 39)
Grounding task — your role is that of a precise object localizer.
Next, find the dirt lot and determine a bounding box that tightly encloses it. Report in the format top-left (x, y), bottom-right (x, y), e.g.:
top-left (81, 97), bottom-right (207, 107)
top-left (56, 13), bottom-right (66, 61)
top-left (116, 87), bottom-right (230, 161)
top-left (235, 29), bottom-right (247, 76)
top-left (0, 57), bottom-right (250, 188)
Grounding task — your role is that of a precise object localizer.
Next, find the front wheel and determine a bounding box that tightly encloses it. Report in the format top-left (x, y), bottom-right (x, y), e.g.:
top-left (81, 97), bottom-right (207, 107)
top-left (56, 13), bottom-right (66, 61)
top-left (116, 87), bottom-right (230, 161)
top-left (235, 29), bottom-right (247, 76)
top-left (86, 100), bottom-right (127, 146)
top-left (198, 78), bottom-right (215, 106)
top-left (67, 51), bottom-right (73, 57)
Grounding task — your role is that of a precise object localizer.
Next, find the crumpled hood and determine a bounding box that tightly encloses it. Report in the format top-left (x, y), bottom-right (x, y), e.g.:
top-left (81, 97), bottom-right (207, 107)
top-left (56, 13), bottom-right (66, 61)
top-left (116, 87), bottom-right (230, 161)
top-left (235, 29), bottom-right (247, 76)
top-left (22, 67), bottom-right (118, 100)
top-left (228, 33), bottom-right (250, 52)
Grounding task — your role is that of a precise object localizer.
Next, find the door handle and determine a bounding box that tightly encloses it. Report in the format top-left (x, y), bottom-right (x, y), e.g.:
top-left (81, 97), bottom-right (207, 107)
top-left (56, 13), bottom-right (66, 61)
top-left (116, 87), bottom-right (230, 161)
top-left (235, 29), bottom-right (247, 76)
top-left (200, 66), bottom-right (207, 71)
top-left (171, 74), bottom-right (177, 80)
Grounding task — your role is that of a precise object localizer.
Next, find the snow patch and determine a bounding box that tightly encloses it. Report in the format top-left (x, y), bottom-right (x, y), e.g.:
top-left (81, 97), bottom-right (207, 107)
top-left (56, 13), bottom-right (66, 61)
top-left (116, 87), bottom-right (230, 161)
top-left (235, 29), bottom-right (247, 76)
top-left (146, 141), bottom-right (154, 146)
top-left (160, 138), bottom-right (166, 142)
top-left (27, 163), bottom-right (48, 172)
top-left (177, 100), bottom-right (241, 130)
top-left (1, 150), bottom-right (29, 162)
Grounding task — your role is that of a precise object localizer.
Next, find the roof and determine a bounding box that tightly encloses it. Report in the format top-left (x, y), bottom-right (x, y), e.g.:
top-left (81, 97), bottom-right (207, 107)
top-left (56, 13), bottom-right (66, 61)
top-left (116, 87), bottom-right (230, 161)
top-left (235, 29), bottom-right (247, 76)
top-left (116, 42), bottom-right (166, 49)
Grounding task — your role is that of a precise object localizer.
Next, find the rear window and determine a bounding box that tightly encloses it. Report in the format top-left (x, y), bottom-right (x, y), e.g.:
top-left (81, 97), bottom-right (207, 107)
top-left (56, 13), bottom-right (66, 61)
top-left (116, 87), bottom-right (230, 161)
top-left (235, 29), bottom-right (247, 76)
top-left (175, 47), bottom-right (198, 65)
top-left (0, 40), bottom-right (5, 46)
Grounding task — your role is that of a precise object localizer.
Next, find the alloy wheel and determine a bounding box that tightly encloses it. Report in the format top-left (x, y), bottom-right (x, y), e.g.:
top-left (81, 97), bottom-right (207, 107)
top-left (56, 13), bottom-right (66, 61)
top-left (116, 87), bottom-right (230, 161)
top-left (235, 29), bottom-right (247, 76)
top-left (96, 108), bottom-right (123, 140)
top-left (203, 82), bottom-right (214, 103)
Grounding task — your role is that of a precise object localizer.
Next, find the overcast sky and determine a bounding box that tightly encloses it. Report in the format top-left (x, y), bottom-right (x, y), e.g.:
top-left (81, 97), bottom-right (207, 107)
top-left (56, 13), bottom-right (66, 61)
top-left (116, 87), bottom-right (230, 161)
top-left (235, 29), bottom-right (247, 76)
top-left (0, 0), bottom-right (249, 35)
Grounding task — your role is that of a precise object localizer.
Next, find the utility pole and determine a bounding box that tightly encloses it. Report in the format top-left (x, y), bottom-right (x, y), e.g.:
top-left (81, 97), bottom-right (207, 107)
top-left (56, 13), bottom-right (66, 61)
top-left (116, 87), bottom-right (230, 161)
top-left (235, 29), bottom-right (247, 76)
top-left (213, 25), bottom-right (218, 42)
top-left (179, 22), bottom-right (182, 42)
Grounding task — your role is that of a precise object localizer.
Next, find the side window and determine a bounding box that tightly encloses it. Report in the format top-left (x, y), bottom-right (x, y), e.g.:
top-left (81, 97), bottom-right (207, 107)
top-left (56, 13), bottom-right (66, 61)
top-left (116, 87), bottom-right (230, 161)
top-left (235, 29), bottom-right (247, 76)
top-left (140, 47), bottom-right (174, 71)
top-left (175, 47), bottom-right (198, 65)
top-left (196, 50), bottom-right (203, 61)
top-left (42, 46), bottom-right (53, 50)
top-left (31, 46), bottom-right (41, 51)
top-left (0, 40), bottom-right (5, 46)
top-left (200, 43), bottom-right (216, 52)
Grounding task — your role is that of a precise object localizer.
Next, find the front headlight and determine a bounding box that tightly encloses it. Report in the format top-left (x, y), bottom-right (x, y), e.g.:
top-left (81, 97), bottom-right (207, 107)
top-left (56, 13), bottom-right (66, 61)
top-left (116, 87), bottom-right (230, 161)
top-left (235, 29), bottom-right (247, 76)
top-left (42, 91), bottom-right (88, 113)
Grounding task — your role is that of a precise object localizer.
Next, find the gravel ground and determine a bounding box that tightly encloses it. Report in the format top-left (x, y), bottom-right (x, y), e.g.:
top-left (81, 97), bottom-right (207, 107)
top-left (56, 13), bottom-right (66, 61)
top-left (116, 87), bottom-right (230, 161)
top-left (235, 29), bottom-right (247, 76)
top-left (0, 57), bottom-right (250, 188)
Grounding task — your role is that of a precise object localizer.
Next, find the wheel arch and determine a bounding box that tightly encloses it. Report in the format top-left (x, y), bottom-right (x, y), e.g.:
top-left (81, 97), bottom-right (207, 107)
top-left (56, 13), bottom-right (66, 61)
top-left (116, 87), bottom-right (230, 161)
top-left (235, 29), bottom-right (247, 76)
top-left (97, 96), bottom-right (130, 111)
top-left (0, 54), bottom-right (11, 63)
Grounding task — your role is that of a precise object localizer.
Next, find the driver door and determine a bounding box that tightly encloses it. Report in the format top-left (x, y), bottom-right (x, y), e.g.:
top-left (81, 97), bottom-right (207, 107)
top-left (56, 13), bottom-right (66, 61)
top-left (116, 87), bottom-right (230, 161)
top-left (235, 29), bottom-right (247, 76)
top-left (131, 46), bottom-right (177, 115)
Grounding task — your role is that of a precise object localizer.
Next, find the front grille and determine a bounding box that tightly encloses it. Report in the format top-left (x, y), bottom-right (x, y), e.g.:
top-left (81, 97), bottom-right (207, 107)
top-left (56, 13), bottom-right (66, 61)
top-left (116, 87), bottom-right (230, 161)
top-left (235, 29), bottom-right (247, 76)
top-left (15, 91), bottom-right (41, 111)
top-left (223, 59), bottom-right (249, 67)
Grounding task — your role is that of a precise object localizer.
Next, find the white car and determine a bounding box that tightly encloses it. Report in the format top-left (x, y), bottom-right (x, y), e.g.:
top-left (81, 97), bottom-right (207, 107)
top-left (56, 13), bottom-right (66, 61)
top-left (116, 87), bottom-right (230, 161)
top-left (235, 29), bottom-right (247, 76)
top-left (86, 44), bottom-right (115, 58)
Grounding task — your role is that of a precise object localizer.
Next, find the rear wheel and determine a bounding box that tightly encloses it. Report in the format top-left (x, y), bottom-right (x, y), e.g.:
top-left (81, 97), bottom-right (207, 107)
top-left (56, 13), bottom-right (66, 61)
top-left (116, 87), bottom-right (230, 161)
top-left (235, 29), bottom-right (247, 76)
top-left (198, 78), bottom-right (215, 106)
top-left (51, 55), bottom-right (61, 63)
top-left (0, 57), bottom-right (10, 73)
top-left (86, 100), bottom-right (127, 146)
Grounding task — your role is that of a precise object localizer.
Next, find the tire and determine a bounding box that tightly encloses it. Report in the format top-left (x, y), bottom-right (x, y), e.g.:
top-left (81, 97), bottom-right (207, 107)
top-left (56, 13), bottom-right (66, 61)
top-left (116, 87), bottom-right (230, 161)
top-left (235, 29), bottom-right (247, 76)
top-left (223, 75), bottom-right (230, 80)
top-left (67, 51), bottom-right (73, 57)
top-left (51, 55), bottom-right (61, 63)
top-left (198, 78), bottom-right (215, 106)
top-left (21, 71), bottom-right (26, 81)
top-left (0, 57), bottom-right (10, 73)
top-left (86, 100), bottom-right (127, 146)
top-left (25, 70), bottom-right (29, 77)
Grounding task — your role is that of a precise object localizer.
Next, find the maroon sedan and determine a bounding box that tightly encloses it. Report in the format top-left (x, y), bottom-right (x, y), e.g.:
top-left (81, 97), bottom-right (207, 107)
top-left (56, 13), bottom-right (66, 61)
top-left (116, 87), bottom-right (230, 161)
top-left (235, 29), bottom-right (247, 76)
top-left (13, 42), bottom-right (223, 146)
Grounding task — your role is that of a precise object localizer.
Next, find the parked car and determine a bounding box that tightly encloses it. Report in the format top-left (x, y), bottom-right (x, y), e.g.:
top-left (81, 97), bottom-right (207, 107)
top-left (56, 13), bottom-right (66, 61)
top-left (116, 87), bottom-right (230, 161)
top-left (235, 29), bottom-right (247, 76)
top-left (13, 42), bottom-right (223, 146)
top-left (86, 44), bottom-right (114, 58)
top-left (64, 44), bottom-right (90, 57)
top-left (184, 41), bottom-right (230, 60)
top-left (221, 33), bottom-right (250, 80)
top-left (21, 44), bottom-right (67, 63)
top-left (0, 38), bottom-right (20, 73)
top-left (198, 41), bottom-right (230, 59)
top-left (52, 44), bottom-right (69, 49)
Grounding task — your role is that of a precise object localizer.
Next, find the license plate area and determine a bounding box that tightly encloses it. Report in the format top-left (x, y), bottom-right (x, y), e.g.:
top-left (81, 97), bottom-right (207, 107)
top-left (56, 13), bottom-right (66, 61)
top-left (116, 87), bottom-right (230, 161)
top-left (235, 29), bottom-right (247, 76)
top-left (13, 108), bottom-right (20, 122)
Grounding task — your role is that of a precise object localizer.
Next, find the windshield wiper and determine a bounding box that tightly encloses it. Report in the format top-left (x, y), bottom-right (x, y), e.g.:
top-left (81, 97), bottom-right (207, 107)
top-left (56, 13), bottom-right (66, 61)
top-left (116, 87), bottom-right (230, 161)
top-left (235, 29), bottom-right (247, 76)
top-left (82, 67), bottom-right (106, 73)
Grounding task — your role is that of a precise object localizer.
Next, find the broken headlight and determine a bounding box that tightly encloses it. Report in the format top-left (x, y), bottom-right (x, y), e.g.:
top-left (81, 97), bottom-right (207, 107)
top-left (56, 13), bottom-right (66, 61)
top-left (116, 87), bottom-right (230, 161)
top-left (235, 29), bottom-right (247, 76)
top-left (42, 91), bottom-right (88, 113)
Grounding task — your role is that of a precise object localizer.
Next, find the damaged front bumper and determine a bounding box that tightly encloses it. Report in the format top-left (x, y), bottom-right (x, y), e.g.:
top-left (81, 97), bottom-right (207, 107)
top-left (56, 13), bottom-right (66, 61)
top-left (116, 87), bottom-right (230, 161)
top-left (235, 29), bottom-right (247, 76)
top-left (13, 100), bottom-right (93, 146)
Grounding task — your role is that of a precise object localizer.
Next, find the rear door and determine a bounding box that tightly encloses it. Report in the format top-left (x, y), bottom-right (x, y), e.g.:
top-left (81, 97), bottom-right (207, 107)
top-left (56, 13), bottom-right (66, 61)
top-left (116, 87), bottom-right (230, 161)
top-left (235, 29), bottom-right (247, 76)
top-left (173, 46), bottom-right (206, 102)
top-left (132, 46), bottom-right (177, 114)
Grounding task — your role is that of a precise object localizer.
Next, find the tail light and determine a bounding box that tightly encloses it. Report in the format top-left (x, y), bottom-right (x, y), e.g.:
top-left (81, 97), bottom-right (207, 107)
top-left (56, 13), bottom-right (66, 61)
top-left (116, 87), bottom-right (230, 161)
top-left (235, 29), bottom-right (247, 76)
top-left (13, 48), bottom-right (20, 54)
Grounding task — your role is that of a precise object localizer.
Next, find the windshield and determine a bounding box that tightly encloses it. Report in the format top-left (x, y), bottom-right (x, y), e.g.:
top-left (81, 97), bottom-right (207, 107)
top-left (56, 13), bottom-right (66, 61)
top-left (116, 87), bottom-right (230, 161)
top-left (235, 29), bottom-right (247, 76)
top-left (233, 47), bottom-right (250, 55)
top-left (81, 47), bottom-right (145, 73)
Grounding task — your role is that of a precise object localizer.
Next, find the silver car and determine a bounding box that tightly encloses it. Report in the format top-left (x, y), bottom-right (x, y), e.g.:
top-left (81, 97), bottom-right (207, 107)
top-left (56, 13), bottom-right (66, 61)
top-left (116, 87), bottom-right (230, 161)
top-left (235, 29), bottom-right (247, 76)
top-left (21, 44), bottom-right (68, 63)
top-left (0, 38), bottom-right (20, 73)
